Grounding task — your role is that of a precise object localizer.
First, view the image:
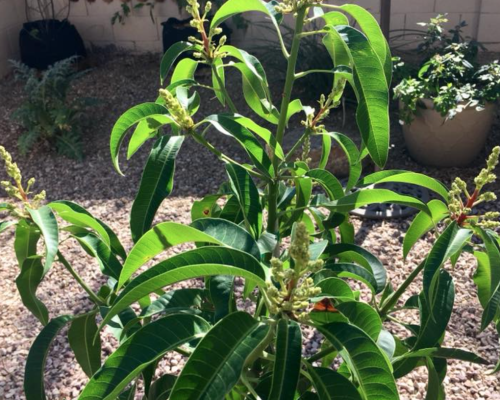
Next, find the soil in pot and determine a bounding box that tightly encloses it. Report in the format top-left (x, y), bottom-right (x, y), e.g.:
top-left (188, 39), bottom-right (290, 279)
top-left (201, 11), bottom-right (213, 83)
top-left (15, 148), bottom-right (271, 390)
top-left (20, 19), bottom-right (87, 70)
top-left (401, 99), bottom-right (496, 167)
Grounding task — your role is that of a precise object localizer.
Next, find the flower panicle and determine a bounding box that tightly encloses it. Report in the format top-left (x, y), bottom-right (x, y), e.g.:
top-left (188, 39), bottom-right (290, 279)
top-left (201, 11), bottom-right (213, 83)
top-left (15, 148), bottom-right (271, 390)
top-left (158, 89), bottom-right (194, 130)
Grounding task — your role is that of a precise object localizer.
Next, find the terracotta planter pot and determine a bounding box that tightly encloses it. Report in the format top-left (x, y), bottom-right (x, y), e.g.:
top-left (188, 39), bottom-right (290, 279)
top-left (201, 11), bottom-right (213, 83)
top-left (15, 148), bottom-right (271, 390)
top-left (401, 99), bottom-right (496, 167)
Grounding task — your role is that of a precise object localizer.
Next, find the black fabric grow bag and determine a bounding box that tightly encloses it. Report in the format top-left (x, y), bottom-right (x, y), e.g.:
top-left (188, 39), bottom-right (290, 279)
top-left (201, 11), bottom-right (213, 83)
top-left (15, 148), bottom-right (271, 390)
top-left (20, 19), bottom-right (86, 70)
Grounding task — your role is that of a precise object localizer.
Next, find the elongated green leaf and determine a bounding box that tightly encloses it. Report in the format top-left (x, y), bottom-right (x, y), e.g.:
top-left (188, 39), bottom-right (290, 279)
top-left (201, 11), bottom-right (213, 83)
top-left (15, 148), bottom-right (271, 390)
top-left (160, 41), bottom-right (195, 84)
top-left (339, 4), bottom-right (392, 84)
top-left (476, 229), bottom-right (500, 330)
top-left (130, 135), bottom-right (184, 242)
top-left (28, 206), bottom-right (58, 276)
top-left (118, 222), bottom-right (225, 288)
top-left (306, 169), bottom-right (344, 200)
top-left (211, 0), bottom-right (271, 29)
top-left (422, 222), bottom-right (471, 300)
top-left (269, 320), bottom-right (302, 400)
top-left (325, 26), bottom-right (389, 167)
top-left (425, 358), bottom-right (445, 400)
top-left (24, 315), bottom-right (72, 400)
top-left (226, 163), bottom-right (263, 238)
top-left (207, 275), bottom-right (235, 322)
top-left (172, 58), bottom-right (199, 84)
top-left (102, 247), bottom-right (267, 328)
top-left (170, 312), bottom-right (270, 399)
top-left (318, 322), bottom-right (399, 400)
top-left (336, 301), bottom-right (382, 341)
top-left (127, 115), bottom-right (177, 160)
top-left (140, 288), bottom-right (205, 318)
top-left (320, 189), bottom-right (428, 214)
top-left (316, 277), bottom-right (355, 301)
top-left (50, 200), bottom-right (126, 259)
top-left (205, 114), bottom-right (274, 177)
top-left (71, 231), bottom-right (122, 280)
top-left (319, 263), bottom-right (378, 294)
top-left (14, 219), bottom-right (40, 267)
top-left (358, 171), bottom-right (449, 201)
top-left (191, 218), bottom-right (261, 260)
top-left (0, 220), bottom-right (16, 233)
top-left (308, 366), bottom-right (362, 400)
top-left (326, 243), bottom-right (386, 293)
top-left (110, 103), bottom-right (174, 174)
top-left (16, 256), bottom-right (49, 326)
top-left (403, 200), bottom-right (449, 259)
top-left (68, 311), bottom-right (101, 377)
top-left (80, 314), bottom-right (210, 400)
top-left (148, 375), bottom-right (177, 400)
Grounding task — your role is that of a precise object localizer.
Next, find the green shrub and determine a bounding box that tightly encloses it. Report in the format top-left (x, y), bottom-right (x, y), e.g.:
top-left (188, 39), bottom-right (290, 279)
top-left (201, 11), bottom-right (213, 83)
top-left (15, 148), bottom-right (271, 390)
top-left (10, 56), bottom-right (96, 160)
top-left (1, 1), bottom-right (500, 399)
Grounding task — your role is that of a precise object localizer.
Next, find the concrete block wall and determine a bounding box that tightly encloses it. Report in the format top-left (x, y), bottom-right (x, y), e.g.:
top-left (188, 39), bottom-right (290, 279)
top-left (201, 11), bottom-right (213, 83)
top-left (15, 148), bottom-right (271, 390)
top-left (0, 0), bottom-right (25, 77)
top-left (1, 0), bottom-right (500, 78)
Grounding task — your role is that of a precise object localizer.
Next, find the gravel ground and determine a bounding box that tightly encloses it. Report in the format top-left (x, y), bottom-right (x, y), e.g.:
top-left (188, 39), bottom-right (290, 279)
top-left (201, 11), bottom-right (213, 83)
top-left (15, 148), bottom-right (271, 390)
top-left (0, 50), bottom-right (500, 400)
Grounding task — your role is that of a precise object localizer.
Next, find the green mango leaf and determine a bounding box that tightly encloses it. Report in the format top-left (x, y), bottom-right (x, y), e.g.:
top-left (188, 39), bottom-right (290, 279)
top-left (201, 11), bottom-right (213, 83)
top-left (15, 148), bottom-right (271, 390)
top-left (205, 114), bottom-right (275, 177)
top-left (191, 194), bottom-right (223, 222)
top-left (403, 199), bottom-right (449, 259)
top-left (191, 217), bottom-right (261, 260)
top-left (212, 56), bottom-right (226, 105)
top-left (377, 330), bottom-right (396, 360)
top-left (170, 312), bottom-right (270, 399)
top-left (318, 263), bottom-right (378, 294)
top-left (336, 301), bottom-right (382, 340)
top-left (425, 358), bottom-right (445, 400)
top-left (110, 103), bottom-right (174, 174)
top-left (27, 206), bottom-right (58, 276)
top-left (70, 231), bottom-right (122, 280)
top-left (423, 222), bottom-right (471, 302)
top-left (100, 306), bottom-right (141, 344)
top-left (319, 188), bottom-right (428, 214)
top-left (140, 288), bottom-right (205, 319)
top-left (148, 374), bottom-right (177, 400)
top-left (0, 220), bottom-right (16, 233)
top-left (68, 311), bottom-right (101, 378)
top-left (24, 315), bottom-right (72, 400)
top-left (358, 171), bottom-right (449, 201)
top-left (14, 219), bottom-right (40, 268)
top-left (172, 58), bottom-right (199, 84)
top-left (50, 200), bottom-right (126, 259)
top-left (226, 163), bottom-right (263, 238)
top-left (80, 314), bottom-right (210, 400)
top-left (126, 115), bottom-right (177, 160)
top-left (130, 135), bottom-right (184, 242)
top-left (207, 275), bottom-right (235, 322)
top-left (325, 26), bottom-right (389, 167)
top-left (318, 322), bottom-right (399, 400)
top-left (339, 4), bottom-right (392, 84)
top-left (160, 41), bottom-right (195, 84)
top-left (15, 256), bottom-right (49, 326)
top-left (211, 0), bottom-right (271, 29)
top-left (326, 243), bottom-right (386, 293)
top-left (475, 228), bottom-right (500, 330)
top-left (307, 366), bottom-right (363, 400)
top-left (102, 247), bottom-right (267, 328)
top-left (118, 222), bottom-right (225, 288)
top-left (316, 277), bottom-right (355, 301)
top-left (306, 169), bottom-right (344, 200)
top-left (269, 320), bottom-right (302, 400)
top-left (118, 385), bottom-right (136, 400)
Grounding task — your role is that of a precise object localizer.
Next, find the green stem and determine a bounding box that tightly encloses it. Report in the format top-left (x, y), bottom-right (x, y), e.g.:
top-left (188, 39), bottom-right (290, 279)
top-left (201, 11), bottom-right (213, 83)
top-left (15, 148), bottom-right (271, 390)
top-left (57, 251), bottom-right (104, 306)
top-left (212, 64), bottom-right (238, 114)
top-left (307, 345), bottom-right (336, 363)
top-left (267, 6), bottom-right (308, 241)
top-left (295, 69), bottom-right (335, 80)
top-left (379, 259), bottom-right (426, 316)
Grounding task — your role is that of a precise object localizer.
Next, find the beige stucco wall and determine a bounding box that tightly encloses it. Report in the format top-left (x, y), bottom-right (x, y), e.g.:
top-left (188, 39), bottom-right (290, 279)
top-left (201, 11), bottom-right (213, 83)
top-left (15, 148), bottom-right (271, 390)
top-left (0, 0), bottom-right (25, 77)
top-left (1, 0), bottom-right (500, 77)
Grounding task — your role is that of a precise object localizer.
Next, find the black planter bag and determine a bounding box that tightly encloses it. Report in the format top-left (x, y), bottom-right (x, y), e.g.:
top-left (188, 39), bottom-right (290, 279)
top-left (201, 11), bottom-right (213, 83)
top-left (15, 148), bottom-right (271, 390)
top-left (20, 19), bottom-right (87, 70)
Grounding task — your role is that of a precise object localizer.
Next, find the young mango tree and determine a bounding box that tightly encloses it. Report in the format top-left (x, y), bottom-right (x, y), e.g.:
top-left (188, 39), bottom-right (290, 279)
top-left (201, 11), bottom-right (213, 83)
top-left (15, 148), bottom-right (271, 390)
top-left (1, 0), bottom-right (500, 399)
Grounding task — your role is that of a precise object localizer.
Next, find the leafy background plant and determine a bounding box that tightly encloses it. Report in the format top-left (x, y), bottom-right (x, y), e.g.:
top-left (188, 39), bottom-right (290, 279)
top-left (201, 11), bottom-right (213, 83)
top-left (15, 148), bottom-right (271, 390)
top-left (10, 56), bottom-right (96, 160)
top-left (1, 1), bottom-right (500, 400)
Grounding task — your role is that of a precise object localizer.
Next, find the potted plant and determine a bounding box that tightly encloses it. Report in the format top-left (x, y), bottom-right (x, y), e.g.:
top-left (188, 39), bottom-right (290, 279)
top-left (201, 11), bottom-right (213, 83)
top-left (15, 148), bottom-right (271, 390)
top-left (394, 16), bottom-right (500, 167)
top-left (20, 0), bottom-right (87, 70)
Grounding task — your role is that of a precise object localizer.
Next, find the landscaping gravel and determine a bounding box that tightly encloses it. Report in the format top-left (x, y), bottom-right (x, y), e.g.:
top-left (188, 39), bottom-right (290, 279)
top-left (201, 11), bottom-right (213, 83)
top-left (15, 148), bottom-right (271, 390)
top-left (0, 51), bottom-right (499, 400)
